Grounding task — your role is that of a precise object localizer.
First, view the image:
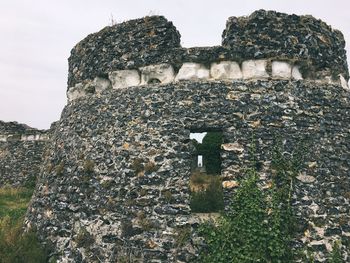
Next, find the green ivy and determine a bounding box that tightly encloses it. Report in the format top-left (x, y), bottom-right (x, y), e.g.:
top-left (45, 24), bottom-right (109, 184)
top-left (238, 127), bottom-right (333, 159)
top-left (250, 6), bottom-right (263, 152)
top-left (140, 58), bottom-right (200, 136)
top-left (196, 139), bottom-right (308, 262)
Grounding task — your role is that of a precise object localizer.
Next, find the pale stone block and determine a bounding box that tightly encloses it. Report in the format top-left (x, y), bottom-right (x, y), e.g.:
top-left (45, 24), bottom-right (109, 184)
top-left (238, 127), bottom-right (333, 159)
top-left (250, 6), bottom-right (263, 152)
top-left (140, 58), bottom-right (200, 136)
top-left (339, 74), bottom-right (349, 91)
top-left (67, 83), bottom-right (85, 102)
top-left (221, 143), bottom-right (244, 153)
top-left (222, 180), bottom-right (239, 189)
top-left (93, 77), bottom-right (111, 93)
top-left (175, 63), bottom-right (210, 81)
top-left (292, 66), bottom-right (303, 80)
top-left (108, 70), bottom-right (140, 89)
top-left (21, 135), bottom-right (35, 141)
top-left (296, 172), bottom-right (316, 183)
top-left (0, 135), bottom-right (7, 142)
top-left (242, 60), bottom-right (269, 79)
top-left (271, 61), bottom-right (292, 79)
top-left (210, 61), bottom-right (242, 79)
top-left (139, 63), bottom-right (175, 85)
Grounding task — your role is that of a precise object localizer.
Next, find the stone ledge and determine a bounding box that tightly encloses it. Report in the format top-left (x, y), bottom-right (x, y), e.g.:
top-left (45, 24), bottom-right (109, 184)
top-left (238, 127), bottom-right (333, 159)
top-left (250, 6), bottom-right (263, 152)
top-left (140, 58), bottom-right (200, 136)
top-left (67, 60), bottom-right (349, 102)
top-left (0, 134), bottom-right (49, 142)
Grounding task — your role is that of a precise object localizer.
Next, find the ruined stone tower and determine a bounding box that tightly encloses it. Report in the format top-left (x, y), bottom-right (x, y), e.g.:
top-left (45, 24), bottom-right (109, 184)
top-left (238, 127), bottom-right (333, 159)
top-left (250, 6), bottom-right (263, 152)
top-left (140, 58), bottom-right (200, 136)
top-left (3, 9), bottom-right (347, 262)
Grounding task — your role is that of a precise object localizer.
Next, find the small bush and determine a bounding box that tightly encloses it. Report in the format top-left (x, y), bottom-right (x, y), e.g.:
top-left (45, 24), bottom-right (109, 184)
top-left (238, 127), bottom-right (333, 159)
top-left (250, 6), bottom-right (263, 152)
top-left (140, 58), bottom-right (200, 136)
top-left (162, 190), bottom-right (173, 203)
top-left (190, 171), bottom-right (212, 188)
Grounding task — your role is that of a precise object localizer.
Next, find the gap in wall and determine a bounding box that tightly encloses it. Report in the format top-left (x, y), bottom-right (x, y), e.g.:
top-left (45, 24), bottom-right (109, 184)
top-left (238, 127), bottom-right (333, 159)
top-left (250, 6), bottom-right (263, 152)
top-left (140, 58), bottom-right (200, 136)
top-left (189, 131), bottom-right (224, 213)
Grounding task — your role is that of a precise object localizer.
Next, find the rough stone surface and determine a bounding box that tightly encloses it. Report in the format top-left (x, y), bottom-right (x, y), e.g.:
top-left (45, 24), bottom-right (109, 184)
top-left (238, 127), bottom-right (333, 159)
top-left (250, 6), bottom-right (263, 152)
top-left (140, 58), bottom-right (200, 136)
top-left (68, 16), bottom-right (181, 87)
top-left (0, 11), bottom-right (349, 262)
top-left (68, 10), bottom-right (349, 89)
top-left (210, 61), bottom-right (242, 79)
top-left (26, 80), bottom-right (350, 262)
top-left (0, 121), bottom-right (49, 187)
top-left (222, 9), bottom-right (349, 81)
top-left (339, 74), bottom-right (349, 90)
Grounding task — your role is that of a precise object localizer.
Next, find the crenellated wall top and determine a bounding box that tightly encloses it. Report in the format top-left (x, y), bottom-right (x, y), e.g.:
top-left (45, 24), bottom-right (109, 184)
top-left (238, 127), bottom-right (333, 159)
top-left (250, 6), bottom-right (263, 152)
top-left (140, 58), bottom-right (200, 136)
top-left (68, 10), bottom-right (349, 89)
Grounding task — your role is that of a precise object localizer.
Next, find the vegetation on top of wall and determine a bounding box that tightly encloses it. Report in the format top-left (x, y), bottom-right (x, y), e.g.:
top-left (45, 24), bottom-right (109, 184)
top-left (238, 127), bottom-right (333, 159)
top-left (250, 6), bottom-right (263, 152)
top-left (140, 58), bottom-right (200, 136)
top-left (0, 186), bottom-right (49, 263)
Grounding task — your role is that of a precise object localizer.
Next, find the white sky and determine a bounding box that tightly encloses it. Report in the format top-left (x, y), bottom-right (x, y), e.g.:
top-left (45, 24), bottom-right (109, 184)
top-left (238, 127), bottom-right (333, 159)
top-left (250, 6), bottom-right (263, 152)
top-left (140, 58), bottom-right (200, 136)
top-left (0, 0), bottom-right (349, 129)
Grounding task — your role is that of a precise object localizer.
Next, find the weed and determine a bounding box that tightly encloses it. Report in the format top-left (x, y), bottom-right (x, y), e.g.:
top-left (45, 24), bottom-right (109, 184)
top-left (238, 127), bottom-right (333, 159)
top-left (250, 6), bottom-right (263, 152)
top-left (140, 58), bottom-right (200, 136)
top-left (144, 161), bottom-right (158, 173)
top-left (75, 227), bottom-right (94, 248)
top-left (329, 240), bottom-right (344, 263)
top-left (162, 190), bottom-right (173, 203)
top-left (83, 160), bottom-right (95, 174)
top-left (175, 226), bottom-right (192, 247)
top-left (55, 161), bottom-right (64, 176)
top-left (131, 158), bottom-right (144, 175)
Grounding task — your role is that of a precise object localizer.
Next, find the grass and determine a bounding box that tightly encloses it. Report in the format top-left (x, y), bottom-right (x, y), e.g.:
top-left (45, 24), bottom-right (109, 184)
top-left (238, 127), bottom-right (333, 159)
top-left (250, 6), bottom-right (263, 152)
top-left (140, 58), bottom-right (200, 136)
top-left (190, 171), bottom-right (224, 213)
top-left (0, 186), bottom-right (49, 263)
top-left (0, 186), bottom-right (34, 221)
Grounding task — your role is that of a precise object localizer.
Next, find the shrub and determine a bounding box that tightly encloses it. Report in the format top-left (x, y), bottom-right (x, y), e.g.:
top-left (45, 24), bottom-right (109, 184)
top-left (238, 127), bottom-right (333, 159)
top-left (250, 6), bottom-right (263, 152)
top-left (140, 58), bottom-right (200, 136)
top-left (329, 240), bottom-right (344, 263)
top-left (196, 139), bottom-right (309, 262)
top-left (175, 226), bottom-right (192, 247)
top-left (194, 132), bottom-right (223, 175)
top-left (55, 161), bottom-right (64, 176)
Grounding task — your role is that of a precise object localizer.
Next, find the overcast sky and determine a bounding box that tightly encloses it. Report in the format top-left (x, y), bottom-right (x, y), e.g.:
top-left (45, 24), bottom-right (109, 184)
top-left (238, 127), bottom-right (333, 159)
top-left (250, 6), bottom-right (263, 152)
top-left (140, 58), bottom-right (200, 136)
top-left (0, 0), bottom-right (349, 130)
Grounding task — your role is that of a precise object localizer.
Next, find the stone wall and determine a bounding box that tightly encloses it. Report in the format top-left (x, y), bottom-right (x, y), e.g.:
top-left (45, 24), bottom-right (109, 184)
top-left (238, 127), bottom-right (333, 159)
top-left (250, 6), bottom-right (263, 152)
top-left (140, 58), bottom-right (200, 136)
top-left (67, 60), bottom-right (350, 102)
top-left (67, 10), bottom-right (349, 90)
top-left (11, 10), bottom-right (349, 263)
top-left (222, 10), bottom-right (349, 80)
top-left (0, 121), bottom-right (49, 187)
top-left (27, 80), bottom-right (350, 262)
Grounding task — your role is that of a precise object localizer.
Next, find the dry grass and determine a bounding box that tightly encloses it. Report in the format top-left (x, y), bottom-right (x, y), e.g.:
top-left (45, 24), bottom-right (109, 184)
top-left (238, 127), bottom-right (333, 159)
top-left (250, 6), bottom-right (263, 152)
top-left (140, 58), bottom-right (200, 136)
top-left (190, 171), bottom-right (221, 192)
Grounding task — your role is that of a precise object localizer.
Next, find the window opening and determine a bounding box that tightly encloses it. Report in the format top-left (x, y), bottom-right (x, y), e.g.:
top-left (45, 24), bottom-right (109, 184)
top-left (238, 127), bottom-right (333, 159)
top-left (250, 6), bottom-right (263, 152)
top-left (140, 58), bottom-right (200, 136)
top-left (189, 131), bottom-right (224, 213)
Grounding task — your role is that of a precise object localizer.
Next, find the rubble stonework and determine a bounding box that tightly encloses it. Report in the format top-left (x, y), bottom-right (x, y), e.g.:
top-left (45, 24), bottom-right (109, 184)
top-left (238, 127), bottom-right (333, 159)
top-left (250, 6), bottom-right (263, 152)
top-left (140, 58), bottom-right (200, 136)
top-left (68, 10), bottom-right (348, 89)
top-left (0, 121), bottom-right (49, 186)
top-left (27, 80), bottom-right (350, 262)
top-left (0, 10), bottom-right (348, 262)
